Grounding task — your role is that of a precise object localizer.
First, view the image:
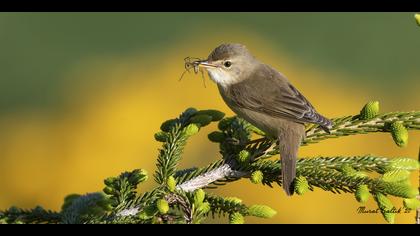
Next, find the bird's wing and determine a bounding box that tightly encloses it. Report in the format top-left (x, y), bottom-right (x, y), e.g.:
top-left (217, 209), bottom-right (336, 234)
top-left (226, 65), bottom-right (332, 129)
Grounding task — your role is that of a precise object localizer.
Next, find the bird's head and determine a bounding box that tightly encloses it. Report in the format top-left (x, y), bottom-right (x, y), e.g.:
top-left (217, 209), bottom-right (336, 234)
top-left (199, 43), bottom-right (258, 87)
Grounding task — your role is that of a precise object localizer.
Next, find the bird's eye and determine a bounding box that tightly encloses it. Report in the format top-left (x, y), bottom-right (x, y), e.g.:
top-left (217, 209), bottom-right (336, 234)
top-left (223, 61), bottom-right (232, 68)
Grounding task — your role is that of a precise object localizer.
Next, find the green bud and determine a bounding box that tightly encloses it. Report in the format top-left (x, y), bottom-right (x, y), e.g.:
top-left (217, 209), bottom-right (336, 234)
top-left (375, 193), bottom-right (393, 209)
top-left (355, 185), bottom-right (370, 204)
top-left (225, 197), bottom-right (242, 204)
top-left (156, 199), bottom-right (169, 214)
top-left (390, 121), bottom-right (408, 147)
top-left (229, 212), bottom-right (244, 224)
top-left (341, 164), bottom-right (356, 175)
top-left (184, 123), bottom-right (200, 136)
top-left (237, 150), bottom-right (250, 163)
top-left (403, 198), bottom-right (420, 210)
top-left (359, 101), bottom-right (379, 120)
top-left (154, 131), bottom-right (168, 142)
top-left (104, 177), bottom-right (118, 187)
top-left (218, 117), bottom-right (234, 131)
top-left (339, 164), bottom-right (368, 178)
top-left (190, 114), bottom-right (213, 127)
top-left (374, 193), bottom-right (395, 224)
top-left (207, 131), bottom-right (226, 143)
top-left (197, 202), bottom-right (211, 214)
top-left (250, 171), bottom-right (263, 184)
top-left (381, 170), bottom-right (410, 182)
top-left (383, 212), bottom-right (395, 224)
top-left (383, 182), bottom-right (419, 198)
top-left (194, 189), bottom-right (206, 206)
top-left (139, 169), bottom-right (148, 181)
top-left (103, 186), bottom-right (114, 195)
top-left (160, 119), bottom-right (178, 132)
top-left (195, 109), bottom-right (225, 121)
top-left (415, 14), bottom-right (420, 26)
top-left (167, 176), bottom-right (176, 192)
top-left (294, 176), bottom-right (310, 195)
top-left (248, 205), bottom-right (277, 218)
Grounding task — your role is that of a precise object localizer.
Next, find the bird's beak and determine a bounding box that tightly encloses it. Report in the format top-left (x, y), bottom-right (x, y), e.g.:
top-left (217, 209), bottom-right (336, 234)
top-left (198, 61), bottom-right (218, 68)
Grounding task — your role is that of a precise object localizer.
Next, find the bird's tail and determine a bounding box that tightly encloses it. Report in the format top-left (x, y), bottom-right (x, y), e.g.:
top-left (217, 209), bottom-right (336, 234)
top-left (279, 127), bottom-right (304, 196)
top-left (281, 151), bottom-right (296, 196)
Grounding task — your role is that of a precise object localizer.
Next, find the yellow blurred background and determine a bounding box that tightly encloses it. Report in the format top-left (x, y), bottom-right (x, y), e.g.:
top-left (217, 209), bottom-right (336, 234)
top-left (0, 12), bottom-right (419, 223)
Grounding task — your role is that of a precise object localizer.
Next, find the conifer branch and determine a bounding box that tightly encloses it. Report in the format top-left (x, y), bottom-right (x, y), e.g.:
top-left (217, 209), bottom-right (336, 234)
top-left (1, 102), bottom-right (419, 224)
top-left (303, 111), bottom-right (420, 146)
top-left (0, 206), bottom-right (61, 224)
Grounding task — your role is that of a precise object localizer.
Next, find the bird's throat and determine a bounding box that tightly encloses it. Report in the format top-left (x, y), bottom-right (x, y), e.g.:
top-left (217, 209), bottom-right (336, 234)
top-left (207, 69), bottom-right (237, 87)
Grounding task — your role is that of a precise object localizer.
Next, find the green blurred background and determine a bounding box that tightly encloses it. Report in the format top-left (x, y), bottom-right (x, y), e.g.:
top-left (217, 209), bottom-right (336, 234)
top-left (0, 12), bottom-right (419, 223)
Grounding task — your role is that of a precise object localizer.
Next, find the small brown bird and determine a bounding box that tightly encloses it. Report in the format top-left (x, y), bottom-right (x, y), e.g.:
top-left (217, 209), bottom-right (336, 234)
top-left (198, 43), bottom-right (332, 196)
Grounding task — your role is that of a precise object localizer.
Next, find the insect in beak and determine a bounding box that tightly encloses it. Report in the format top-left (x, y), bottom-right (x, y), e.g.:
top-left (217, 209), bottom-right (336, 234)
top-left (179, 57), bottom-right (208, 88)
